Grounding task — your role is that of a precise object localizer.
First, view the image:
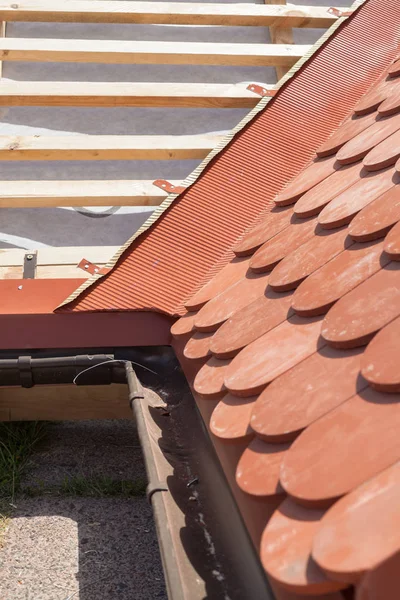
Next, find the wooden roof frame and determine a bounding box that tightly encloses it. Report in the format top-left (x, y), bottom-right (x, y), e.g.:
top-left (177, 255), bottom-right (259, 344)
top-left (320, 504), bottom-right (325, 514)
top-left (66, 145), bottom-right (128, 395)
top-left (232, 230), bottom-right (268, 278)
top-left (0, 0), bottom-right (348, 283)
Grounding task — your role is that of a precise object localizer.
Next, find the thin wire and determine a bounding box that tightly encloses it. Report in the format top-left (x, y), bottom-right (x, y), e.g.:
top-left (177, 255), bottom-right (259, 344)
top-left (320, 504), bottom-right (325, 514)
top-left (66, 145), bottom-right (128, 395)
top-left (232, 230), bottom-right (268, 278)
top-left (72, 359), bottom-right (157, 385)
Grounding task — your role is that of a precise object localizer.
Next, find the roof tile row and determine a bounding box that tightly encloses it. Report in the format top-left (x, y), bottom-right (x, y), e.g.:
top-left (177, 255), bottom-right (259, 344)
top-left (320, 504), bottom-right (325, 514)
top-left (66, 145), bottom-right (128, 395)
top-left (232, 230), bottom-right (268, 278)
top-left (173, 42), bottom-right (400, 598)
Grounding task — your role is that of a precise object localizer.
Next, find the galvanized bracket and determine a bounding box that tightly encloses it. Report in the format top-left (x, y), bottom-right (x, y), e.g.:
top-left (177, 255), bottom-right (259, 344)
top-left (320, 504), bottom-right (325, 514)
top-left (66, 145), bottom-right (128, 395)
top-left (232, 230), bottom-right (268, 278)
top-left (77, 258), bottom-right (111, 276)
top-left (23, 251), bottom-right (37, 279)
top-left (327, 7), bottom-right (354, 18)
top-left (153, 179), bottom-right (187, 195)
top-left (247, 84), bottom-right (276, 98)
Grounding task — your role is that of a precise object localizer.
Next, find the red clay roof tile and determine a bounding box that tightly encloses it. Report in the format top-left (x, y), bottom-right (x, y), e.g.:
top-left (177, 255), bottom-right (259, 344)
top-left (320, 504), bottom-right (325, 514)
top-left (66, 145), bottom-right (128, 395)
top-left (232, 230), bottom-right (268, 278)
top-left (193, 356), bottom-right (231, 399)
top-left (291, 240), bottom-right (388, 317)
top-left (233, 207), bottom-right (293, 258)
top-left (281, 388), bottom-right (400, 507)
top-left (388, 58), bottom-right (400, 78)
top-left (251, 347), bottom-right (366, 443)
top-left (170, 309), bottom-right (198, 338)
top-left (250, 216), bottom-right (317, 273)
top-left (353, 76), bottom-right (400, 116)
top-left (224, 316), bottom-right (323, 397)
top-left (193, 271), bottom-right (268, 332)
top-left (363, 127), bottom-right (400, 170)
top-left (321, 263), bottom-right (400, 348)
top-left (236, 438), bottom-right (288, 497)
top-left (361, 315), bottom-right (400, 392)
top-left (294, 162), bottom-right (363, 218)
top-left (209, 288), bottom-right (292, 359)
top-left (318, 167), bottom-right (397, 229)
top-left (313, 462), bottom-right (400, 583)
top-left (269, 227), bottom-right (351, 292)
top-left (383, 218), bottom-right (400, 257)
top-left (210, 393), bottom-right (256, 443)
top-left (316, 111), bottom-right (378, 158)
top-left (274, 156), bottom-right (340, 207)
top-left (337, 113), bottom-right (400, 165)
top-left (183, 330), bottom-right (213, 361)
top-left (260, 498), bottom-right (345, 595)
top-left (184, 256), bottom-right (251, 311)
top-left (348, 185), bottom-right (400, 242)
top-left (377, 86), bottom-right (400, 116)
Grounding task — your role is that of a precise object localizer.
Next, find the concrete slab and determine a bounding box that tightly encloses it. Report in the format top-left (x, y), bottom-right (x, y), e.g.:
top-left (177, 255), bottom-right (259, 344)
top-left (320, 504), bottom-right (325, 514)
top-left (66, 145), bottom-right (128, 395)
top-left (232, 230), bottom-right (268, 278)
top-left (0, 497), bottom-right (166, 600)
top-left (0, 419), bottom-right (167, 600)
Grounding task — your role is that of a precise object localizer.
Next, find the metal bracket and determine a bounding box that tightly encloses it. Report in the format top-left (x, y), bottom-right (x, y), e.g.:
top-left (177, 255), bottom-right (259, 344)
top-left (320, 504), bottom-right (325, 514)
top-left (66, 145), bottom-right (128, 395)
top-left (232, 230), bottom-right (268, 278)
top-left (77, 258), bottom-right (111, 276)
top-left (328, 7), bottom-right (353, 18)
top-left (153, 179), bottom-right (187, 195)
top-left (18, 355), bottom-right (33, 388)
top-left (247, 84), bottom-right (276, 98)
top-left (147, 482), bottom-right (169, 505)
top-left (23, 251), bottom-right (37, 279)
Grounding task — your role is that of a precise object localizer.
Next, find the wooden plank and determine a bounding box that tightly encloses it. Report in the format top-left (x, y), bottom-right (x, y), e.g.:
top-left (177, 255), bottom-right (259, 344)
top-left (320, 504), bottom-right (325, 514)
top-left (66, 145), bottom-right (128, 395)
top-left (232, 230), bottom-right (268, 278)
top-left (0, 38), bottom-right (311, 67)
top-left (265, 0), bottom-right (294, 81)
top-left (0, 384), bottom-right (132, 420)
top-left (0, 134), bottom-right (224, 161)
top-left (0, 245), bottom-right (120, 279)
top-left (0, 80), bottom-right (267, 108)
top-left (0, 245), bottom-right (119, 266)
top-left (0, 1), bottom-right (339, 28)
top-left (0, 179), bottom-right (181, 207)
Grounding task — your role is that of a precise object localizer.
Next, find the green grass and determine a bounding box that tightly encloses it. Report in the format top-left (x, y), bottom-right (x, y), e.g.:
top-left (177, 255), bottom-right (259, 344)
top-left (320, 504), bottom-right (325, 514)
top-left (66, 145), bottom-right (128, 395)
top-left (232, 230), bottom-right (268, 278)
top-left (0, 421), bottom-right (48, 544)
top-left (0, 421), bottom-right (47, 504)
top-left (0, 421), bottom-right (146, 545)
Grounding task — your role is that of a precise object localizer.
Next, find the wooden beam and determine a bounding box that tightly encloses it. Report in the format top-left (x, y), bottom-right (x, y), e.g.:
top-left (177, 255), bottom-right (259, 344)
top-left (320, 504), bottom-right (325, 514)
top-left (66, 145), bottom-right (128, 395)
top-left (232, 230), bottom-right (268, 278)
top-left (0, 134), bottom-right (224, 161)
top-left (0, 384), bottom-right (132, 420)
top-left (0, 38), bottom-right (310, 67)
top-left (0, 179), bottom-right (180, 207)
top-left (0, 1), bottom-right (340, 28)
top-left (0, 245), bottom-right (119, 266)
top-left (0, 245), bottom-right (119, 279)
top-left (0, 81), bottom-right (267, 108)
top-left (265, 0), bottom-right (294, 81)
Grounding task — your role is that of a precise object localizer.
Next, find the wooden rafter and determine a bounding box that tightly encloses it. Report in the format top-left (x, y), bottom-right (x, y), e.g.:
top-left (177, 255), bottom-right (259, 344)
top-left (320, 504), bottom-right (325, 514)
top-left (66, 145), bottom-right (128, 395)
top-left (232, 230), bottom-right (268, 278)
top-left (0, 1), bottom-right (339, 28)
top-left (265, 0), bottom-right (294, 80)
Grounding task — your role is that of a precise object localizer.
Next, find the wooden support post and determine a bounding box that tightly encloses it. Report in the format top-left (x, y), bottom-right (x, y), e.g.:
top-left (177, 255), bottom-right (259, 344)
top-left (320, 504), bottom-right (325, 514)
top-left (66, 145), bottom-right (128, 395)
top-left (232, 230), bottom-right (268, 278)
top-left (264, 0), bottom-right (294, 82)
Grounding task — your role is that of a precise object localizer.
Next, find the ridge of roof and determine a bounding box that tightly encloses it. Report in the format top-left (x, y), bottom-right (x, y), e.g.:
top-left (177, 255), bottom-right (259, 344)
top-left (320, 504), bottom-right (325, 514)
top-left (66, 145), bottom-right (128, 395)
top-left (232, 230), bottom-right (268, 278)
top-left (172, 1), bottom-right (400, 596)
top-left (58, 0), bottom-right (371, 315)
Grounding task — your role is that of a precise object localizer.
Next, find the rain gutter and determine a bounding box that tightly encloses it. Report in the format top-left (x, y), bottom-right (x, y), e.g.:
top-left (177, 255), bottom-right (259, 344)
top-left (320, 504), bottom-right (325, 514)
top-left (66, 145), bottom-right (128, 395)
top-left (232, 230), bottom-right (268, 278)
top-left (0, 347), bottom-right (273, 600)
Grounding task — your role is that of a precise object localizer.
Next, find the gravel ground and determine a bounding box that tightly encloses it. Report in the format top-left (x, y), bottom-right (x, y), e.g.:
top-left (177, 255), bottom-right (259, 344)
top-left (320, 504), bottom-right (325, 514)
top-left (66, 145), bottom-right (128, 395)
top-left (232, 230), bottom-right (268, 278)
top-left (0, 420), bottom-right (167, 600)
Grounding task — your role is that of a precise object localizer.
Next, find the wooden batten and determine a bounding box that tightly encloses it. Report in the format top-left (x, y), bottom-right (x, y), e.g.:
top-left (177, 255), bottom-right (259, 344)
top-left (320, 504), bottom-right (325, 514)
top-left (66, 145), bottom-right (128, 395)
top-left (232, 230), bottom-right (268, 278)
top-left (0, 39), bottom-right (310, 67)
top-left (0, 134), bottom-right (224, 161)
top-left (0, 180), bottom-right (180, 207)
top-left (0, 81), bottom-right (267, 108)
top-left (0, 2), bottom-right (339, 28)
